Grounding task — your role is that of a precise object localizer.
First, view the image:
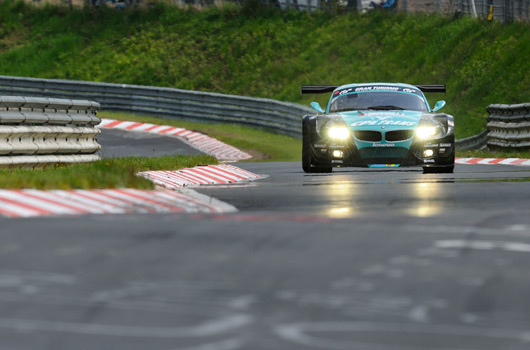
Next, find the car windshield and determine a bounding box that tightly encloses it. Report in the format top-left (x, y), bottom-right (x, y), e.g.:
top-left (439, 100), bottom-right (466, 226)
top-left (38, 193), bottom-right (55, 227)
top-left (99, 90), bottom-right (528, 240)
top-left (329, 91), bottom-right (429, 112)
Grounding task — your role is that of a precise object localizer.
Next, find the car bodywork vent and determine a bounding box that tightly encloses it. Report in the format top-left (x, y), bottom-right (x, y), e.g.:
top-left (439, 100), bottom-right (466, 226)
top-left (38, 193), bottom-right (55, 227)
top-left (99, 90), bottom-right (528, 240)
top-left (353, 130), bottom-right (382, 142)
top-left (385, 130), bottom-right (414, 142)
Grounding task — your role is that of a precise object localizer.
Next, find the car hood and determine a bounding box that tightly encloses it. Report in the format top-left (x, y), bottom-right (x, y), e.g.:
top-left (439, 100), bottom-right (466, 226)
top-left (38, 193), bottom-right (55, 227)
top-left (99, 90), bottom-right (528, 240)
top-left (337, 110), bottom-right (423, 130)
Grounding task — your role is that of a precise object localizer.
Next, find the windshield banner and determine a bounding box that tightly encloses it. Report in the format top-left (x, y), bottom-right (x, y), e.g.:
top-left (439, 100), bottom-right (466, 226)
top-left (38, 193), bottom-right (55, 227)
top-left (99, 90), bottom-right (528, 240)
top-left (333, 86), bottom-right (422, 96)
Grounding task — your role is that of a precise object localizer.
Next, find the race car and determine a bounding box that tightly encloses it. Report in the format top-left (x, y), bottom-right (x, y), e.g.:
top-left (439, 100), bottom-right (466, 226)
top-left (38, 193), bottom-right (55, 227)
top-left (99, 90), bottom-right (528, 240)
top-left (301, 82), bottom-right (455, 174)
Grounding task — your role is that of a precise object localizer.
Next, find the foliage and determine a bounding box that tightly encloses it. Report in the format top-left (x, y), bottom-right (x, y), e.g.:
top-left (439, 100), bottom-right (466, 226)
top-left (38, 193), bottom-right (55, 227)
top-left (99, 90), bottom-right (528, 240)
top-left (0, 3), bottom-right (528, 138)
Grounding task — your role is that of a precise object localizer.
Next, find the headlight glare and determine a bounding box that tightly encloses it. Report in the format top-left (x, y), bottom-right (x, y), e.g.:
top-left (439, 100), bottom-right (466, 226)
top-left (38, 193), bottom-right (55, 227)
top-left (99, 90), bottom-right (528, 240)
top-left (328, 127), bottom-right (349, 140)
top-left (415, 126), bottom-right (437, 140)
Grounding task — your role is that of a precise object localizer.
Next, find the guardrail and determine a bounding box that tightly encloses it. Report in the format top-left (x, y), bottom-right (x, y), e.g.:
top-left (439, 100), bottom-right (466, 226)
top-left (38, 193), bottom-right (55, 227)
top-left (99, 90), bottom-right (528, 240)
top-left (0, 96), bottom-right (102, 168)
top-left (455, 130), bottom-right (488, 151)
top-left (1, 76), bottom-right (527, 153)
top-left (486, 103), bottom-right (530, 150)
top-left (0, 76), bottom-right (314, 138)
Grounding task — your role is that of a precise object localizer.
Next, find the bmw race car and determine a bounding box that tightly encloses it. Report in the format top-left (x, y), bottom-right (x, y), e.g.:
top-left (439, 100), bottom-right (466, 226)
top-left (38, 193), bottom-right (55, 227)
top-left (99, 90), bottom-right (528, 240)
top-left (301, 83), bottom-right (455, 174)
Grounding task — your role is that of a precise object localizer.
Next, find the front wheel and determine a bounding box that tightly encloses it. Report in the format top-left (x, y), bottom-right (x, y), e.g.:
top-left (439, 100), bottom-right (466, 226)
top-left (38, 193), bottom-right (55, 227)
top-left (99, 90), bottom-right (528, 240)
top-left (302, 128), bottom-right (332, 173)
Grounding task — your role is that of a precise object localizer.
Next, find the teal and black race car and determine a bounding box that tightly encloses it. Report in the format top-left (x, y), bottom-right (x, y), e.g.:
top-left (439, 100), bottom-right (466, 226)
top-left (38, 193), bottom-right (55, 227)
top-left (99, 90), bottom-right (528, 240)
top-left (301, 83), bottom-right (455, 174)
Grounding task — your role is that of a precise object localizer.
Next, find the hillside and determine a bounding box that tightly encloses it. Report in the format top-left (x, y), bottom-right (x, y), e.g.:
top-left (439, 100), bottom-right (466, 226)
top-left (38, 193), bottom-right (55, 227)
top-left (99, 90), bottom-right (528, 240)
top-left (0, 2), bottom-right (529, 137)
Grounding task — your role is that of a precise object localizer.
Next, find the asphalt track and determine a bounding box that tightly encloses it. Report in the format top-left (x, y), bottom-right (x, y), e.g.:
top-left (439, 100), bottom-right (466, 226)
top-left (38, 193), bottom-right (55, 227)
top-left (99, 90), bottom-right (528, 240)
top-left (96, 128), bottom-right (204, 158)
top-left (1, 130), bottom-right (530, 349)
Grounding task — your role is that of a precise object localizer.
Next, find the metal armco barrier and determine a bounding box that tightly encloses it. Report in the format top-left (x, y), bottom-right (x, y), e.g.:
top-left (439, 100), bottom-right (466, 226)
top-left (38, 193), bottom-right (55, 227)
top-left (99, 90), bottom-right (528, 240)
top-left (0, 76), bottom-right (314, 138)
top-left (486, 103), bottom-right (530, 150)
top-left (455, 130), bottom-right (488, 151)
top-left (0, 96), bottom-right (102, 168)
top-left (1, 76), bottom-right (525, 153)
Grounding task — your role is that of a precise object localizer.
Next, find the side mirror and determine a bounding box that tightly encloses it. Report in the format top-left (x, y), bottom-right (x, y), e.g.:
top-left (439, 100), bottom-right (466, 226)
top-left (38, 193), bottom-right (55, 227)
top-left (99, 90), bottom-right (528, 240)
top-left (432, 100), bottom-right (446, 112)
top-left (311, 102), bottom-right (325, 114)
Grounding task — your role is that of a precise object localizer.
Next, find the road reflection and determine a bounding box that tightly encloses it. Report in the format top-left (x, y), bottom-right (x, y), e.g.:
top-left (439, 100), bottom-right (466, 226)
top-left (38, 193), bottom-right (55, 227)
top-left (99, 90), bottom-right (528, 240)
top-left (322, 173), bottom-right (454, 218)
top-left (407, 182), bottom-right (445, 217)
top-left (326, 181), bottom-right (357, 218)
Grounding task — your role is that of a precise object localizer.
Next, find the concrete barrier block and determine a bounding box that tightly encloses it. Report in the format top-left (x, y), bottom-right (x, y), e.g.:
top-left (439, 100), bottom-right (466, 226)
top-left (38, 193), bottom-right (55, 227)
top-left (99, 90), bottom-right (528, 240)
top-left (22, 111), bottom-right (49, 124)
top-left (0, 125), bottom-right (14, 155)
top-left (22, 97), bottom-right (50, 110)
top-left (8, 126), bottom-right (39, 155)
top-left (33, 126), bottom-right (55, 154)
top-left (45, 112), bottom-right (72, 125)
top-left (89, 114), bottom-right (101, 125)
top-left (46, 98), bottom-right (73, 111)
top-left (78, 127), bottom-right (101, 153)
top-left (69, 100), bottom-right (93, 111)
top-left (32, 155), bottom-right (60, 168)
top-left (54, 127), bottom-right (79, 154)
top-left (0, 157), bottom-right (12, 167)
top-left (88, 101), bottom-right (101, 112)
top-left (0, 96), bottom-right (25, 109)
top-left (0, 111), bottom-right (25, 124)
top-left (8, 155), bottom-right (39, 168)
top-left (68, 113), bottom-right (93, 125)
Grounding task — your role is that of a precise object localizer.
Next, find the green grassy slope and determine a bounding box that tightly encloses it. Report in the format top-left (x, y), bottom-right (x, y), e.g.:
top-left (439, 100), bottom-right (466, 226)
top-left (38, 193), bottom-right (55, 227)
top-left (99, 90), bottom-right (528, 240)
top-left (0, 3), bottom-right (528, 138)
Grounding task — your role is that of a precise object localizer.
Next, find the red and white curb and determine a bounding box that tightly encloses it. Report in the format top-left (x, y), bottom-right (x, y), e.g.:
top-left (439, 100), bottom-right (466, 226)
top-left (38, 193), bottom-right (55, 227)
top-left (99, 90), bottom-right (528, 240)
top-left (98, 118), bottom-right (252, 161)
top-left (138, 164), bottom-right (262, 189)
top-left (456, 157), bottom-right (530, 166)
top-left (0, 188), bottom-right (237, 218)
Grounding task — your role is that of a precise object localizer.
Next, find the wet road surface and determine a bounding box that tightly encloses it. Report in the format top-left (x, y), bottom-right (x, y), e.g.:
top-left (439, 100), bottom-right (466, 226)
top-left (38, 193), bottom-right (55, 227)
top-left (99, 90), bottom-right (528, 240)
top-left (1, 160), bottom-right (530, 349)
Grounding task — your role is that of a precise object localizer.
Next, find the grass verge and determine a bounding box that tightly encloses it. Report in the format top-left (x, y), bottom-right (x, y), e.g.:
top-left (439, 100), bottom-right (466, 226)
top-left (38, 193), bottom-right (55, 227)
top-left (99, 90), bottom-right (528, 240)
top-left (99, 111), bottom-right (302, 162)
top-left (0, 154), bottom-right (217, 190)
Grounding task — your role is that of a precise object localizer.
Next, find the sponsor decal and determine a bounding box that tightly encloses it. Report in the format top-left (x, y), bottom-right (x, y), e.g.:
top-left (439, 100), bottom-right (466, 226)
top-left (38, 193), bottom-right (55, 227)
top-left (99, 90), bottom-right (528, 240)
top-left (335, 86), bottom-right (421, 96)
top-left (332, 160), bottom-right (343, 164)
top-left (424, 159), bottom-right (435, 163)
top-left (440, 143), bottom-right (452, 147)
top-left (314, 144), bottom-right (326, 148)
top-left (373, 143), bottom-right (396, 147)
top-left (356, 86), bottom-right (400, 92)
top-left (425, 143), bottom-right (439, 147)
top-left (351, 120), bottom-right (415, 126)
top-left (360, 112), bottom-right (401, 119)
top-left (320, 149), bottom-right (327, 153)
top-left (439, 148), bottom-right (446, 153)
top-left (338, 88), bottom-right (354, 95)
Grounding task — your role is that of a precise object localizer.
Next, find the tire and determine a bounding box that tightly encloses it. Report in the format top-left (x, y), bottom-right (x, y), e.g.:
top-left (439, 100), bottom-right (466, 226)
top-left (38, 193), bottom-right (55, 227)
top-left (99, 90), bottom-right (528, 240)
top-left (302, 125), bottom-right (332, 174)
top-left (302, 129), bottom-right (313, 173)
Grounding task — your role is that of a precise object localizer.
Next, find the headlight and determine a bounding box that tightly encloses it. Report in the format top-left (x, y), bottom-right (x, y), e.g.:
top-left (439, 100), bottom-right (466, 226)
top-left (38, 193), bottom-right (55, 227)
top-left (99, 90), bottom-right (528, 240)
top-left (416, 126), bottom-right (443, 140)
top-left (328, 127), bottom-right (349, 140)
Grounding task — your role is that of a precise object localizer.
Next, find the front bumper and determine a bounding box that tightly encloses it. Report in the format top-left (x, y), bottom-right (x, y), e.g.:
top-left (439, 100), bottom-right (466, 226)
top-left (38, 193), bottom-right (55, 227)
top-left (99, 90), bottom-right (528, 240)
top-left (310, 134), bottom-right (454, 168)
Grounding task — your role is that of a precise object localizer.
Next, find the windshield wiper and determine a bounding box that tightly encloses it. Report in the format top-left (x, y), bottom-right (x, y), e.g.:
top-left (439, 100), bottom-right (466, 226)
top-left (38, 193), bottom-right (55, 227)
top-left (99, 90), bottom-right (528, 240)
top-left (367, 105), bottom-right (405, 110)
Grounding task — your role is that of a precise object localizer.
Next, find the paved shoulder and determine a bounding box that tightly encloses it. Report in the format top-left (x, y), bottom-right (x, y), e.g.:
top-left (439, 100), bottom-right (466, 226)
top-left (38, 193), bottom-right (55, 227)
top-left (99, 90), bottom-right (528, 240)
top-left (96, 128), bottom-right (205, 158)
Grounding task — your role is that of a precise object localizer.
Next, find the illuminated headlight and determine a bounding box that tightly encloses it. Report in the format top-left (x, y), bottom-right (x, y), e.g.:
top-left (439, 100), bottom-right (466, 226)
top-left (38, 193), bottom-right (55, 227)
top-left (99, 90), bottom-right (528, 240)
top-left (332, 150), bottom-right (343, 158)
top-left (424, 149), bottom-right (434, 157)
top-left (415, 126), bottom-right (438, 140)
top-left (328, 127), bottom-right (349, 140)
